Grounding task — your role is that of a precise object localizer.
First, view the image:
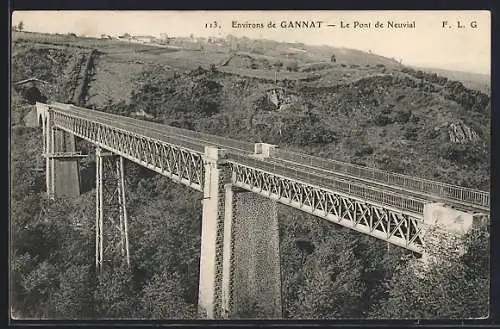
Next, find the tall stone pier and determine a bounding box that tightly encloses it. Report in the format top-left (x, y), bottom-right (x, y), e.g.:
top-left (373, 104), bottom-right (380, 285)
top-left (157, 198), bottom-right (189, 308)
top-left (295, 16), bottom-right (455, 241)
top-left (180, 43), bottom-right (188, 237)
top-left (198, 146), bottom-right (282, 319)
top-left (224, 186), bottom-right (282, 319)
top-left (50, 129), bottom-right (81, 197)
top-left (411, 202), bottom-right (488, 276)
top-left (198, 146), bottom-right (229, 319)
top-left (37, 102), bottom-right (81, 199)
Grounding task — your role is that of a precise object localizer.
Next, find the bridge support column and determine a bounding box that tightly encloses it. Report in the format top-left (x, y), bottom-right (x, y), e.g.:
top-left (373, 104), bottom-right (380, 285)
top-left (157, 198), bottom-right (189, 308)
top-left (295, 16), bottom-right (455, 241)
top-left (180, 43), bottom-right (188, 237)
top-left (95, 147), bottom-right (130, 275)
top-left (198, 146), bottom-right (282, 319)
top-left (413, 202), bottom-right (487, 275)
top-left (198, 146), bottom-right (230, 319)
top-left (224, 187), bottom-right (282, 319)
top-left (43, 112), bottom-right (81, 199)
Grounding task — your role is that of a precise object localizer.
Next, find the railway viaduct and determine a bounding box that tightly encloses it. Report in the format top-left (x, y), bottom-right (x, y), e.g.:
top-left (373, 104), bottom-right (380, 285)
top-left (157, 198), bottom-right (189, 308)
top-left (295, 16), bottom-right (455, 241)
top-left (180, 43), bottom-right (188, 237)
top-left (35, 102), bottom-right (490, 319)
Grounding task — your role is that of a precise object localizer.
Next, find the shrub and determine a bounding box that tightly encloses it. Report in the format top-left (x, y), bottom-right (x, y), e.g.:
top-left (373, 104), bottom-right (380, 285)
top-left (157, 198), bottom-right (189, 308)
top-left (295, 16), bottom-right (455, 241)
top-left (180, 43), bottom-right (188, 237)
top-left (440, 142), bottom-right (485, 165)
top-left (410, 115), bottom-right (420, 123)
top-left (374, 114), bottom-right (392, 126)
top-left (355, 146), bottom-right (374, 156)
top-left (381, 106), bottom-right (392, 115)
top-left (272, 60), bottom-right (283, 69)
top-left (284, 60), bottom-right (299, 72)
top-left (394, 109), bottom-right (411, 123)
top-left (403, 127), bottom-right (419, 140)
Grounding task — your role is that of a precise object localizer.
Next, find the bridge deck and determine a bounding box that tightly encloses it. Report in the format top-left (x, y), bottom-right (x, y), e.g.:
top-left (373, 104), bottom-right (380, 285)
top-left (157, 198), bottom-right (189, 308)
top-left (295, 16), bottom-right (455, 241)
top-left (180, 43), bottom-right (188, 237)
top-left (50, 103), bottom-right (489, 215)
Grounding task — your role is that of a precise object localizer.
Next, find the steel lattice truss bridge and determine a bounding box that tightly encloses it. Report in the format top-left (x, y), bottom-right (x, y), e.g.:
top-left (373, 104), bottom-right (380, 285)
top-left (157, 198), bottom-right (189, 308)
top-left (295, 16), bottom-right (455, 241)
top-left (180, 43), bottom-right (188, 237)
top-left (34, 102), bottom-right (490, 319)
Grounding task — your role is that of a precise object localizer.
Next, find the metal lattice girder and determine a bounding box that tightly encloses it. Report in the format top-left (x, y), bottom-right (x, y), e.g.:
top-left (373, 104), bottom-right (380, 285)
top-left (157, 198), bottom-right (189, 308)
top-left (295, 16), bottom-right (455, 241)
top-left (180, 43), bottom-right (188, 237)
top-left (47, 105), bottom-right (488, 255)
top-left (43, 152), bottom-right (88, 159)
top-left (51, 110), bottom-right (204, 191)
top-left (228, 161), bottom-right (424, 253)
top-left (95, 147), bottom-right (130, 275)
top-left (275, 148), bottom-right (490, 210)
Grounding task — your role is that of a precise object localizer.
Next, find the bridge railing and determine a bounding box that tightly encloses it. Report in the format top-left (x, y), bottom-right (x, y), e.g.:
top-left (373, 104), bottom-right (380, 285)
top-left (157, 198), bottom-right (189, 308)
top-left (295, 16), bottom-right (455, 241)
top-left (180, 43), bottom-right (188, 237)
top-left (228, 153), bottom-right (426, 215)
top-left (273, 148), bottom-right (490, 209)
top-left (51, 106), bottom-right (206, 152)
top-left (52, 103), bottom-right (489, 210)
top-left (66, 105), bottom-right (255, 153)
top-left (154, 124), bottom-right (255, 153)
top-left (50, 108), bottom-right (206, 190)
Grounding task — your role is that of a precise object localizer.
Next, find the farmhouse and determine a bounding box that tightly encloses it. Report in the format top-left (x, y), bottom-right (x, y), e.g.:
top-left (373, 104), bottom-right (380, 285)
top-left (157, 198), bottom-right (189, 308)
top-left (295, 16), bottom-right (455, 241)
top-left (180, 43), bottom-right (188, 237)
top-left (132, 35), bottom-right (157, 43)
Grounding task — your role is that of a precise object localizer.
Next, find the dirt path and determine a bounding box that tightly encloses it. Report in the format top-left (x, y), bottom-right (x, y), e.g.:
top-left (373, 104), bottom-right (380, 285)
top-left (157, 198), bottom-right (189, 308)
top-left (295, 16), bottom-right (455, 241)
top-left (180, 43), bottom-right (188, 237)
top-left (72, 49), bottom-right (98, 106)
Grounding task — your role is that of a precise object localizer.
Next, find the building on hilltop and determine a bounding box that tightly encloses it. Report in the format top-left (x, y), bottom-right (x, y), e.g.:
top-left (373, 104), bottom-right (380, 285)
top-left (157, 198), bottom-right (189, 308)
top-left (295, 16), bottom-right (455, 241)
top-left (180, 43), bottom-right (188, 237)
top-left (131, 35), bottom-right (157, 44)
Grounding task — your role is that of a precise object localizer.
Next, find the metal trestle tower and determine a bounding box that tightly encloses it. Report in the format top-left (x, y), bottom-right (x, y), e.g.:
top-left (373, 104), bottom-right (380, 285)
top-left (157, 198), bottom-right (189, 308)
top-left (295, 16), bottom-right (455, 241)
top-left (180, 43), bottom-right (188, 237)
top-left (95, 146), bottom-right (130, 275)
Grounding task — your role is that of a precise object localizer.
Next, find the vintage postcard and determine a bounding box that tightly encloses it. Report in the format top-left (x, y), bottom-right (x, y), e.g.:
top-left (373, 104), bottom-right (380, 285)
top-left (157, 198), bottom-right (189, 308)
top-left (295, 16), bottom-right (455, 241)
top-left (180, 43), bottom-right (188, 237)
top-left (10, 10), bottom-right (491, 321)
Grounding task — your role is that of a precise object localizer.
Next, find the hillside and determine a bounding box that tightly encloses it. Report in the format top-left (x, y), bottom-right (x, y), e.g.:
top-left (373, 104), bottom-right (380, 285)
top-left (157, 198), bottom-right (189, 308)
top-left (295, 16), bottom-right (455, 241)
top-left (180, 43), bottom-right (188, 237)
top-left (10, 31), bottom-right (490, 320)
top-left (12, 31), bottom-right (490, 189)
top-left (412, 65), bottom-right (490, 94)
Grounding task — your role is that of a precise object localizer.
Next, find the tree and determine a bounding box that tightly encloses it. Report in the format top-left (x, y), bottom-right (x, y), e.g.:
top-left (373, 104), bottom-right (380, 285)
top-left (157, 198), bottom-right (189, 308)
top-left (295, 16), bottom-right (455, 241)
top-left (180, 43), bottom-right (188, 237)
top-left (140, 272), bottom-right (196, 319)
top-left (52, 265), bottom-right (95, 319)
top-left (369, 220), bottom-right (489, 319)
top-left (290, 234), bottom-right (366, 319)
top-left (17, 260), bottom-right (59, 318)
top-left (93, 268), bottom-right (137, 318)
top-left (17, 21), bottom-right (24, 32)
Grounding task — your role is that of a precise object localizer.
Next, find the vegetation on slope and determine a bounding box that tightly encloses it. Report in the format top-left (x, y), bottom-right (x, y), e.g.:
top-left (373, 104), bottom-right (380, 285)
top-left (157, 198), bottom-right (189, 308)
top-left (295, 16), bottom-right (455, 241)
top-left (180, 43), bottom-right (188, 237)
top-left (10, 33), bottom-right (490, 319)
top-left (107, 64), bottom-right (489, 189)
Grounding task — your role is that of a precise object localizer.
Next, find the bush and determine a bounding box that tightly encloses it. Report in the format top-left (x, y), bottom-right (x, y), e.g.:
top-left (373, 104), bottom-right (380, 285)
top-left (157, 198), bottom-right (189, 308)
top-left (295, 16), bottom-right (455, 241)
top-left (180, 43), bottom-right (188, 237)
top-left (394, 109), bottom-right (411, 123)
top-left (410, 115), bottom-right (420, 123)
top-left (374, 114), bottom-right (392, 126)
top-left (425, 129), bottom-right (440, 140)
top-left (272, 59), bottom-right (283, 69)
top-left (355, 146), bottom-right (374, 156)
top-left (440, 142), bottom-right (485, 165)
top-left (402, 122), bottom-right (420, 140)
top-left (284, 60), bottom-right (299, 72)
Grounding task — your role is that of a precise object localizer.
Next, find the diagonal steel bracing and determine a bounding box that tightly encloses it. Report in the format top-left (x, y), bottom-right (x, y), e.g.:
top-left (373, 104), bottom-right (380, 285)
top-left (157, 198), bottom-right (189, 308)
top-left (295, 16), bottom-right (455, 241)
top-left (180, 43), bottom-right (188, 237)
top-left (46, 104), bottom-right (489, 256)
top-left (51, 109), bottom-right (205, 192)
top-left (95, 146), bottom-right (130, 275)
top-left (228, 160), bottom-right (424, 253)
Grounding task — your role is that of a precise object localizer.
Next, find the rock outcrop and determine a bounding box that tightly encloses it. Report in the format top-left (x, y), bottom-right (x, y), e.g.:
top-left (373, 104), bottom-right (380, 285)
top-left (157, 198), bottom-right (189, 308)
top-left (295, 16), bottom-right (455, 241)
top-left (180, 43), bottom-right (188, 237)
top-left (265, 87), bottom-right (299, 111)
top-left (448, 121), bottom-right (480, 144)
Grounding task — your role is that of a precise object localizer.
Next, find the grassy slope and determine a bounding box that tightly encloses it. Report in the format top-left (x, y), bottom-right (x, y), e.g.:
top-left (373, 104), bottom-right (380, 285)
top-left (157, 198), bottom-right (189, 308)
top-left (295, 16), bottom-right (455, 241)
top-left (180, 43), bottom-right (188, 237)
top-left (12, 31), bottom-right (490, 190)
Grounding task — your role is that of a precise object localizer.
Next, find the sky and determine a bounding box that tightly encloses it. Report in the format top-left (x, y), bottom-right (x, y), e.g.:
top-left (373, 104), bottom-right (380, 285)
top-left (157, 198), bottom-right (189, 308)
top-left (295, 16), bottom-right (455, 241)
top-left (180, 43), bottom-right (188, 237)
top-left (11, 10), bottom-right (491, 74)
